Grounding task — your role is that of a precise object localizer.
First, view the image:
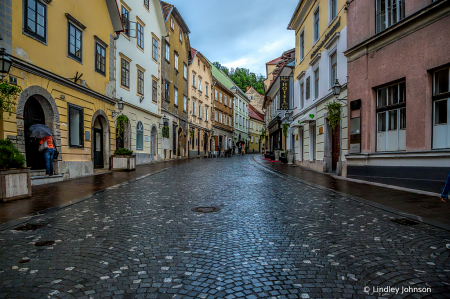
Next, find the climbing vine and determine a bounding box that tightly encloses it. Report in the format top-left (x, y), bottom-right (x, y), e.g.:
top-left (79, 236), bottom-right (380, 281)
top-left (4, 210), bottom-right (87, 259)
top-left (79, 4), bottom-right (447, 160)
top-left (326, 101), bottom-right (342, 131)
top-left (116, 115), bottom-right (129, 136)
top-left (162, 126), bottom-right (170, 139)
top-left (190, 129), bottom-right (195, 140)
top-left (0, 81), bottom-right (22, 116)
top-left (282, 124), bottom-right (290, 138)
top-left (260, 129), bottom-right (266, 140)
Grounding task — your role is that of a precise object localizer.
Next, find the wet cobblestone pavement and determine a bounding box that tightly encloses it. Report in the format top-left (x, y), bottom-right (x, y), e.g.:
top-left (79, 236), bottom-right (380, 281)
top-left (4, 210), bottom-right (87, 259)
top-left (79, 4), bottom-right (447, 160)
top-left (1, 155), bottom-right (450, 299)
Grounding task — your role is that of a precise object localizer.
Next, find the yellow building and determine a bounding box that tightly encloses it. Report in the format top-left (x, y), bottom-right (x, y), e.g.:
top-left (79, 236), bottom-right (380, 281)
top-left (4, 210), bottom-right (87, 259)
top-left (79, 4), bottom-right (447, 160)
top-left (287, 0), bottom-right (348, 174)
top-left (160, 2), bottom-right (191, 159)
top-left (1, 0), bottom-right (123, 182)
top-left (248, 104), bottom-right (265, 153)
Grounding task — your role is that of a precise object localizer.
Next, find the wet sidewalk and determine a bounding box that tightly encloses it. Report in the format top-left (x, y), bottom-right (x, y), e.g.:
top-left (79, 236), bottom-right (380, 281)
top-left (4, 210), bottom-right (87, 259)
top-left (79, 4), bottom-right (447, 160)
top-left (0, 158), bottom-right (192, 227)
top-left (253, 155), bottom-right (450, 229)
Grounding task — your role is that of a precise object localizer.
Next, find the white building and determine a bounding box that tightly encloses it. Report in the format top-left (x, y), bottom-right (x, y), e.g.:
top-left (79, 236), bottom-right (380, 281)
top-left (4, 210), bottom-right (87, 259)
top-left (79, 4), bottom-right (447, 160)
top-left (115, 0), bottom-right (167, 163)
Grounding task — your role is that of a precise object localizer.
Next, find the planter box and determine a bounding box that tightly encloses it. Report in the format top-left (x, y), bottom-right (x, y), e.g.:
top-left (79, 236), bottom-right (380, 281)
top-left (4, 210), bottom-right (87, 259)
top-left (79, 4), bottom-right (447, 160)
top-left (110, 155), bottom-right (136, 171)
top-left (0, 168), bottom-right (32, 202)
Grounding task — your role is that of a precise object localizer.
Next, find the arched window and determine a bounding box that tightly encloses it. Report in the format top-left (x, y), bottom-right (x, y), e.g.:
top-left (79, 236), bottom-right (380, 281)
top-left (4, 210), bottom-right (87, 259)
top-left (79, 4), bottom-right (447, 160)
top-left (136, 121), bottom-right (144, 150)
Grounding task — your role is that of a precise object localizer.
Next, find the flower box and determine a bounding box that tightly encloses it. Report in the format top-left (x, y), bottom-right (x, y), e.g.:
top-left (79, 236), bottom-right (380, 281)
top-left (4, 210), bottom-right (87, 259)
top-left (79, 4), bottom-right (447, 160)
top-left (110, 155), bottom-right (136, 171)
top-left (0, 168), bottom-right (32, 202)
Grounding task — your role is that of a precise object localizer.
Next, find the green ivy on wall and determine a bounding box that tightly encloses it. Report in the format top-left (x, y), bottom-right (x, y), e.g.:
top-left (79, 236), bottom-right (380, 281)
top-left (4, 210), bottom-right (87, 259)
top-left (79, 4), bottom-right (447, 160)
top-left (0, 81), bottom-right (22, 116)
top-left (282, 124), bottom-right (290, 138)
top-left (116, 115), bottom-right (129, 136)
top-left (162, 126), bottom-right (170, 139)
top-left (326, 101), bottom-right (342, 131)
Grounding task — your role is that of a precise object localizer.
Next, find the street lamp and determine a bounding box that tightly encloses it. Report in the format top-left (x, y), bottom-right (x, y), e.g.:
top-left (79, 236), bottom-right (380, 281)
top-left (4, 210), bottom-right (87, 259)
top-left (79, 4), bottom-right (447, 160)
top-left (160, 114), bottom-right (168, 128)
top-left (0, 47), bottom-right (12, 78)
top-left (110, 97), bottom-right (125, 118)
top-left (333, 79), bottom-right (342, 98)
top-left (117, 98), bottom-right (124, 111)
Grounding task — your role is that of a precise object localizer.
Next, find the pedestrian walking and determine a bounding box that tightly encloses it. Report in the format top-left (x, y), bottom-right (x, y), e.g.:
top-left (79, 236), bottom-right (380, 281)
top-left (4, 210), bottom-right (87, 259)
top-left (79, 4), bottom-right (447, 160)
top-left (39, 135), bottom-right (55, 176)
top-left (238, 143), bottom-right (242, 155)
top-left (441, 171), bottom-right (450, 203)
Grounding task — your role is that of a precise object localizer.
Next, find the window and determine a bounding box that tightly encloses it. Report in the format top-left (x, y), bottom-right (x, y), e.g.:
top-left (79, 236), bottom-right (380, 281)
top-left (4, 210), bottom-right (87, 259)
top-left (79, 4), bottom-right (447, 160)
top-left (137, 22), bottom-right (144, 49)
top-left (330, 0), bottom-right (338, 21)
top-left (376, 0), bottom-right (405, 33)
top-left (68, 23), bottom-right (82, 62)
top-left (179, 30), bottom-right (183, 42)
top-left (174, 52), bottom-right (179, 71)
top-left (251, 136), bottom-right (254, 143)
top-left (299, 31), bottom-right (305, 61)
top-left (95, 43), bottom-right (106, 75)
top-left (330, 52), bottom-right (337, 88)
top-left (313, 7), bottom-right (320, 43)
top-left (198, 59), bottom-right (200, 67)
top-left (376, 82), bottom-right (406, 152)
top-left (314, 69), bottom-right (319, 99)
top-left (219, 93), bottom-right (222, 103)
top-left (192, 101), bottom-right (196, 115)
top-left (300, 82), bottom-right (304, 109)
top-left (192, 74), bottom-right (196, 87)
top-left (205, 108), bottom-right (208, 121)
top-left (174, 88), bottom-right (178, 104)
top-left (229, 98), bottom-right (232, 107)
top-left (152, 80), bottom-right (157, 103)
top-left (433, 67), bottom-right (450, 149)
top-left (220, 113), bottom-right (223, 123)
top-left (136, 121), bottom-right (144, 150)
top-left (184, 64), bottom-right (187, 79)
top-left (235, 114), bottom-right (238, 124)
top-left (198, 79), bottom-right (202, 91)
top-left (164, 80), bottom-right (170, 101)
top-left (170, 17), bottom-right (174, 30)
top-left (183, 96), bottom-right (187, 111)
top-left (122, 6), bottom-right (130, 37)
top-left (306, 77), bottom-right (311, 99)
top-left (137, 69), bottom-right (144, 95)
top-left (68, 104), bottom-right (84, 147)
top-left (152, 38), bottom-right (158, 61)
top-left (224, 96), bottom-right (227, 106)
top-left (165, 42), bottom-right (170, 61)
top-left (206, 84), bottom-right (209, 96)
top-left (215, 111), bottom-right (218, 121)
top-left (215, 90), bottom-right (218, 100)
top-left (121, 58), bottom-right (130, 88)
top-left (199, 104), bottom-right (202, 118)
top-left (144, 0), bottom-right (149, 9)
top-left (25, 0), bottom-right (47, 42)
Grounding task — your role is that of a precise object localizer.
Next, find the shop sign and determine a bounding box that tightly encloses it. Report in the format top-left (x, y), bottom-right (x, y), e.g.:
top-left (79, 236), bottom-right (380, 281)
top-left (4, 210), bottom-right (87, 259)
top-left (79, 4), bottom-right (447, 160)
top-left (280, 76), bottom-right (290, 110)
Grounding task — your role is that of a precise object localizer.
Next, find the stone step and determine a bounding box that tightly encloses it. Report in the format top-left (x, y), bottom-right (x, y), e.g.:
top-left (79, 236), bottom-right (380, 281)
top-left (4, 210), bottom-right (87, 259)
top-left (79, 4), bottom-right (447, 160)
top-left (31, 169), bottom-right (46, 177)
top-left (31, 175), bottom-right (64, 186)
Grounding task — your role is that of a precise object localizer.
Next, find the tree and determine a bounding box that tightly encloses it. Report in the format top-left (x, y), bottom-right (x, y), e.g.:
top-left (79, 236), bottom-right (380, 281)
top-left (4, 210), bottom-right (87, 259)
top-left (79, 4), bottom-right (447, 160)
top-left (212, 62), bottom-right (265, 95)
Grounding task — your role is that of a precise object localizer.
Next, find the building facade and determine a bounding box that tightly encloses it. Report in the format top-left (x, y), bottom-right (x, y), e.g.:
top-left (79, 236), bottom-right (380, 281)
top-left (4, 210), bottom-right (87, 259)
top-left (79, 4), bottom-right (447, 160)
top-left (232, 88), bottom-right (250, 149)
top-left (245, 87), bottom-right (265, 114)
top-left (116, 0), bottom-right (167, 164)
top-left (1, 0), bottom-right (122, 183)
top-left (344, 0), bottom-right (450, 193)
top-left (248, 104), bottom-right (265, 153)
top-left (188, 48), bottom-right (213, 157)
top-left (287, 0), bottom-right (348, 174)
top-left (212, 77), bottom-right (234, 151)
top-left (160, 2), bottom-right (191, 159)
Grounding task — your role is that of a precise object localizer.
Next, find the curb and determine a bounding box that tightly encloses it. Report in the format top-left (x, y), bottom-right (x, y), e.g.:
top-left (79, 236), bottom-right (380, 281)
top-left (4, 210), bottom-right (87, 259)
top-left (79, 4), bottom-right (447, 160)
top-left (251, 156), bottom-right (450, 232)
top-left (0, 160), bottom-right (192, 232)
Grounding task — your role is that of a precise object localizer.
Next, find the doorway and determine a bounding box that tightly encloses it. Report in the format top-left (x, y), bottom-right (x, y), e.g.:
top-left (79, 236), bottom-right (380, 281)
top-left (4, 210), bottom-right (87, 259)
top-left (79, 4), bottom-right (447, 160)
top-left (24, 97), bottom-right (46, 170)
top-left (332, 124), bottom-right (340, 171)
top-left (151, 126), bottom-right (157, 160)
top-left (93, 118), bottom-right (104, 169)
top-left (203, 132), bottom-right (207, 155)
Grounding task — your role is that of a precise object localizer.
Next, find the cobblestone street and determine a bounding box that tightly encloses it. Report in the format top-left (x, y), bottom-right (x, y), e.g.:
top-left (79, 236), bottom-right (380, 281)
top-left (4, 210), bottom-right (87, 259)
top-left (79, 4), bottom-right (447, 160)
top-left (1, 155), bottom-right (450, 299)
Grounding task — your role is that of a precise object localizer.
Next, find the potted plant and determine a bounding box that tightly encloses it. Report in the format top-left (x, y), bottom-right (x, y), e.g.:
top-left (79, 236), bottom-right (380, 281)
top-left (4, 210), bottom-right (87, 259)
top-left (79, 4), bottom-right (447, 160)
top-left (287, 150), bottom-right (294, 165)
top-left (274, 149), bottom-right (280, 161)
top-left (110, 148), bottom-right (136, 171)
top-left (0, 139), bottom-right (31, 202)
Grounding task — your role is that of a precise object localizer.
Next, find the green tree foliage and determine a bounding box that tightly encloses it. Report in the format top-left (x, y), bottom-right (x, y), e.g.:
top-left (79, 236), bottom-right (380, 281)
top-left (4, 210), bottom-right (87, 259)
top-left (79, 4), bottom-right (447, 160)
top-left (0, 139), bottom-right (26, 169)
top-left (212, 62), bottom-right (265, 95)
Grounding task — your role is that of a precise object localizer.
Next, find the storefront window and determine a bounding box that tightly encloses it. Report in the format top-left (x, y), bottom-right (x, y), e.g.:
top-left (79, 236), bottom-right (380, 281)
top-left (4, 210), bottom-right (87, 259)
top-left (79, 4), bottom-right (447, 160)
top-left (433, 67), bottom-right (450, 149)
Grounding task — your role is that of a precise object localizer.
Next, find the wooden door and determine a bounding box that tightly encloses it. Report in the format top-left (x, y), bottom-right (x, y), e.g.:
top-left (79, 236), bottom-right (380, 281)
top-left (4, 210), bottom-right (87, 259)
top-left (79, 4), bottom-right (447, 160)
top-left (332, 124), bottom-right (340, 171)
top-left (94, 128), bottom-right (104, 168)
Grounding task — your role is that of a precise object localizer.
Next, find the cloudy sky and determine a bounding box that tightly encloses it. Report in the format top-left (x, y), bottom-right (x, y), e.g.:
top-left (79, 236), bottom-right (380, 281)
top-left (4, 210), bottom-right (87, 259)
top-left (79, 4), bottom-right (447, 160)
top-left (167, 0), bottom-right (296, 77)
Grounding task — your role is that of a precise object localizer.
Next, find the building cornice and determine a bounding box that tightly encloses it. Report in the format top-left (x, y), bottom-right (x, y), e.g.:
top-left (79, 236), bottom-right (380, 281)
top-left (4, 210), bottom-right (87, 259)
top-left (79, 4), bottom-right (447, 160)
top-left (11, 56), bottom-right (116, 105)
top-left (212, 125), bottom-right (233, 133)
top-left (124, 102), bottom-right (161, 119)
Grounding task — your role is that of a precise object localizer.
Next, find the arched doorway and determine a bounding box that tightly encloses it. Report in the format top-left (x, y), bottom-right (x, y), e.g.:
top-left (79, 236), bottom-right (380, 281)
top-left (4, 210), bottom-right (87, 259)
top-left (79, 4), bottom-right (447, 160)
top-left (91, 110), bottom-right (110, 169)
top-left (151, 125), bottom-right (158, 160)
top-left (24, 97), bottom-right (46, 169)
top-left (203, 132), bottom-right (208, 155)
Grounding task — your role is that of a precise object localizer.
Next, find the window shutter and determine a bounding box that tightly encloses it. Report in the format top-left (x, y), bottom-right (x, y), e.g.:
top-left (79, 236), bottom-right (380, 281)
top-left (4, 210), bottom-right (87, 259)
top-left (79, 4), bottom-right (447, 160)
top-left (306, 76), bottom-right (310, 99)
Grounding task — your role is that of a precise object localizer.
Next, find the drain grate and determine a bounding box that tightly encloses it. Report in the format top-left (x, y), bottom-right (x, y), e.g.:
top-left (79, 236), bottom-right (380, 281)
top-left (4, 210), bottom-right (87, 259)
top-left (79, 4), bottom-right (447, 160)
top-left (390, 218), bottom-right (419, 226)
top-left (191, 207), bottom-right (220, 213)
top-left (14, 223), bottom-right (45, 231)
top-left (34, 240), bottom-right (55, 247)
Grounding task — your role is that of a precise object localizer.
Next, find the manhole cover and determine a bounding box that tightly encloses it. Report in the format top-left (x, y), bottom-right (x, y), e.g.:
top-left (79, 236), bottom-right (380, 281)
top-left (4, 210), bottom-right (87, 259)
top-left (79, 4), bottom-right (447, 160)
top-left (14, 223), bottom-right (45, 231)
top-left (34, 240), bottom-right (55, 247)
top-left (390, 218), bottom-right (419, 226)
top-left (191, 207), bottom-right (220, 213)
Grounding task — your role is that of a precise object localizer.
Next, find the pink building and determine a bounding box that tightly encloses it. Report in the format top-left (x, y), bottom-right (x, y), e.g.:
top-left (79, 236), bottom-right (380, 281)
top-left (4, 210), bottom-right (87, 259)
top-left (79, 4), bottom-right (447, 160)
top-left (344, 0), bottom-right (450, 193)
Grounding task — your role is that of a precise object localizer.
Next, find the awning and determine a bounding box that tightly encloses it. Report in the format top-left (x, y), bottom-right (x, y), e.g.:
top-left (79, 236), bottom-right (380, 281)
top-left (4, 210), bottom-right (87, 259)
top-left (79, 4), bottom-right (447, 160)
top-left (299, 107), bottom-right (317, 123)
